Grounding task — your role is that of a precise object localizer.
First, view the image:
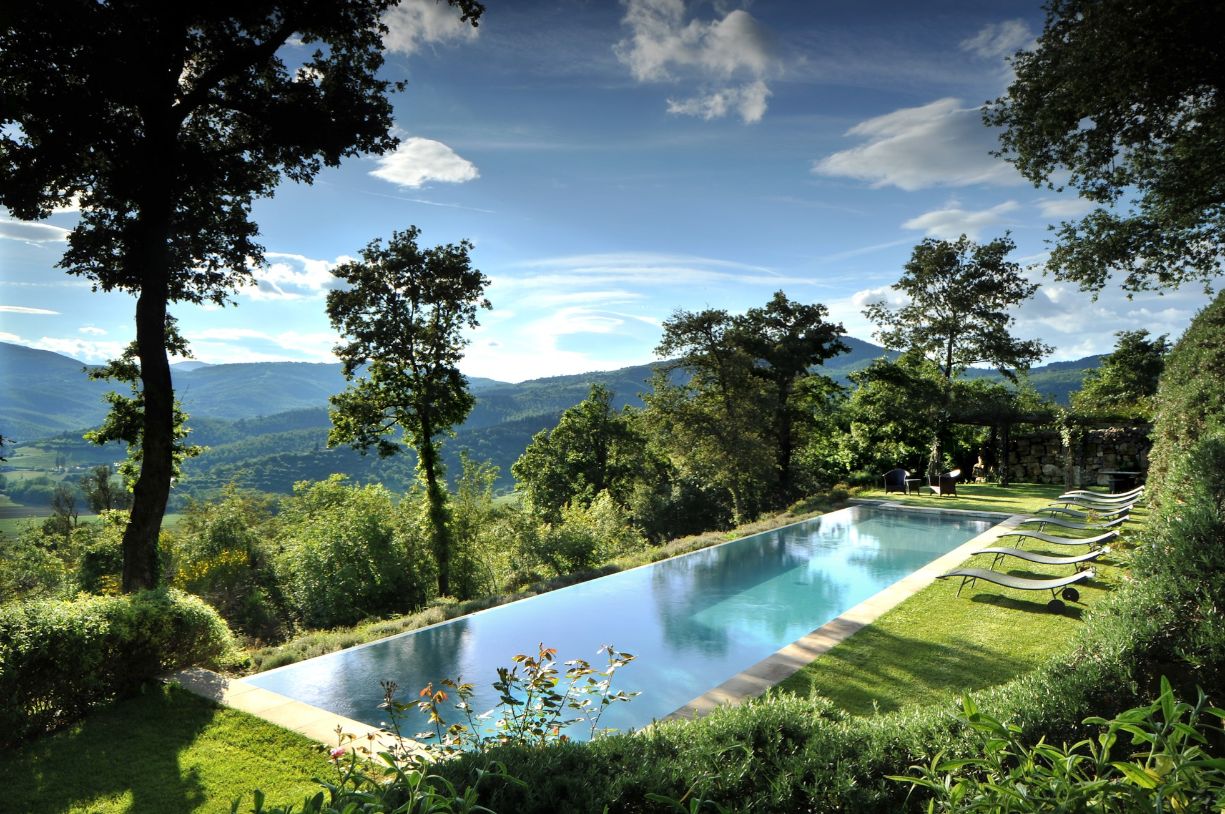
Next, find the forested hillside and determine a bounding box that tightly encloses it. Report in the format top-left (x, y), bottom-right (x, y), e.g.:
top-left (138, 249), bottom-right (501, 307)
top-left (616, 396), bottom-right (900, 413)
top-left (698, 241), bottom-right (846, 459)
top-left (0, 338), bottom-right (1100, 500)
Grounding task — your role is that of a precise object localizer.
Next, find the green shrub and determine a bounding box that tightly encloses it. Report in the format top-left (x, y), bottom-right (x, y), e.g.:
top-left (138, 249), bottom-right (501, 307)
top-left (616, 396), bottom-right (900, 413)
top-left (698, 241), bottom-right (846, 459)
top-left (0, 588), bottom-right (238, 745)
top-left (1147, 290), bottom-right (1225, 506)
top-left (274, 478), bottom-right (430, 628)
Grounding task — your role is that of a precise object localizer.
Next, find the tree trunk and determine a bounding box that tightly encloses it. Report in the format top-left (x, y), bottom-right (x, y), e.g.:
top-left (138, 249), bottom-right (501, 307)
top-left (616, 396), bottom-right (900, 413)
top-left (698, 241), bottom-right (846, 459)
top-left (121, 264), bottom-right (173, 592)
top-left (417, 416), bottom-right (451, 597)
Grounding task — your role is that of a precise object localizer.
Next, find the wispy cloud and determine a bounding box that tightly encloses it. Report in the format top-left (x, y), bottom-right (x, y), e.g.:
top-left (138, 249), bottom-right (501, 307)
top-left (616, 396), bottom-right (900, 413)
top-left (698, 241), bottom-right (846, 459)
top-left (1036, 197), bottom-right (1095, 220)
top-left (27, 336), bottom-right (126, 363)
top-left (382, 0), bottom-right (480, 55)
top-left (501, 252), bottom-right (811, 290)
top-left (0, 219), bottom-right (70, 244)
top-left (370, 137), bottom-right (479, 189)
top-left (813, 98), bottom-right (1019, 190)
top-left (359, 190), bottom-right (495, 215)
top-left (616, 0), bottom-right (780, 123)
top-left (0, 305), bottom-right (59, 315)
top-left (186, 328), bottom-right (339, 364)
top-left (902, 200), bottom-right (1020, 239)
top-left (959, 20), bottom-right (1034, 60)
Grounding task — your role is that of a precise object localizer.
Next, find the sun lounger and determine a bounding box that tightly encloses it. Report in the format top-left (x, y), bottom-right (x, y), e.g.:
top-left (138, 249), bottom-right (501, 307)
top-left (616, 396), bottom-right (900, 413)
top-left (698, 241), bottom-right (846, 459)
top-left (1036, 504), bottom-right (1131, 521)
top-left (1016, 515), bottom-right (1127, 533)
top-left (1057, 491), bottom-right (1143, 506)
top-left (1052, 496), bottom-right (1139, 512)
top-left (997, 529), bottom-right (1117, 549)
top-left (937, 567), bottom-right (1095, 611)
top-left (1059, 486), bottom-right (1143, 501)
top-left (974, 546), bottom-right (1107, 572)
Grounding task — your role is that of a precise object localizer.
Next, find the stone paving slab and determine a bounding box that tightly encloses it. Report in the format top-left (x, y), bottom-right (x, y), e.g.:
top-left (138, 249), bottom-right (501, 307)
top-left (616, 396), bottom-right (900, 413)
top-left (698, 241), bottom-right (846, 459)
top-left (169, 667), bottom-right (414, 756)
top-left (665, 511), bottom-right (1025, 721)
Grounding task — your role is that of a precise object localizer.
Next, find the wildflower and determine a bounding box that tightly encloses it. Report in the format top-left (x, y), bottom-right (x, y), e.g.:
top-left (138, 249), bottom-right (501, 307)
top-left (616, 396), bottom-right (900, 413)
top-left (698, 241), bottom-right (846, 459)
top-left (330, 746), bottom-right (346, 760)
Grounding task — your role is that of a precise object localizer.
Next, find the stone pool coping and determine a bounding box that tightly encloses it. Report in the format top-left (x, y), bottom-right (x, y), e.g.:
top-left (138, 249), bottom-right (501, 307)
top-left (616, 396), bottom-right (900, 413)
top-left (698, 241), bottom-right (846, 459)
top-left (664, 504), bottom-right (1024, 721)
top-left (168, 666), bottom-right (410, 753)
top-left (171, 502), bottom-right (1024, 742)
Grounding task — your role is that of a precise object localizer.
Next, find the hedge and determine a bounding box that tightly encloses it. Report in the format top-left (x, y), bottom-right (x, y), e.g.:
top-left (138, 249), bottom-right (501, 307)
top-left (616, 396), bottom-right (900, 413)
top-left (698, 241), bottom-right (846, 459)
top-left (0, 588), bottom-right (239, 745)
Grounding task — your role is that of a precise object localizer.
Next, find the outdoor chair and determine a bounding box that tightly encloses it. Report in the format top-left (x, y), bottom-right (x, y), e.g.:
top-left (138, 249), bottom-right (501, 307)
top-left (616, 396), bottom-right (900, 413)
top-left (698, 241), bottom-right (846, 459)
top-left (973, 545), bottom-right (1106, 573)
top-left (1016, 514), bottom-right (1127, 534)
top-left (929, 467), bottom-right (960, 496)
top-left (1052, 495), bottom-right (1140, 512)
top-left (882, 468), bottom-right (910, 494)
top-left (997, 529), bottom-right (1118, 550)
top-left (1036, 503), bottom-right (1131, 522)
top-left (937, 567), bottom-right (1094, 612)
top-left (1060, 486), bottom-right (1144, 501)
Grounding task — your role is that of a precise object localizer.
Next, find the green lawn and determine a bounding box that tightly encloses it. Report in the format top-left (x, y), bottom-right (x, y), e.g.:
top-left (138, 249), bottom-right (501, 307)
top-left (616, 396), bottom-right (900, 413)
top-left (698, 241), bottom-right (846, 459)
top-left (772, 485), bottom-right (1146, 714)
top-left (0, 685), bottom-right (334, 814)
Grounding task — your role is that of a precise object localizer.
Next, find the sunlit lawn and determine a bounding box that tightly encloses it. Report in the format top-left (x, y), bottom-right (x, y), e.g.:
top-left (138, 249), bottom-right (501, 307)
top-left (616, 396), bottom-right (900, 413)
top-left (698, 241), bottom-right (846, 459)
top-left (772, 484), bottom-right (1147, 714)
top-left (0, 685), bottom-right (333, 814)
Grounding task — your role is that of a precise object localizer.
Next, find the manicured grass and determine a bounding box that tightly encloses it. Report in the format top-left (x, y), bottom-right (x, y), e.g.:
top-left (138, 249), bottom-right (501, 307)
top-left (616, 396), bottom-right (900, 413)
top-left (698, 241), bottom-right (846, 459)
top-left (0, 685), bottom-right (334, 814)
top-left (864, 481), bottom-right (1074, 515)
top-left (772, 494), bottom-right (1146, 715)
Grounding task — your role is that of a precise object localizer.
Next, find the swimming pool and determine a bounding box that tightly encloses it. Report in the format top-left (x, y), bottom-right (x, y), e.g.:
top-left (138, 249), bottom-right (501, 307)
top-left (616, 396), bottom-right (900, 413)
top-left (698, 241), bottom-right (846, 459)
top-left (242, 505), bottom-right (992, 737)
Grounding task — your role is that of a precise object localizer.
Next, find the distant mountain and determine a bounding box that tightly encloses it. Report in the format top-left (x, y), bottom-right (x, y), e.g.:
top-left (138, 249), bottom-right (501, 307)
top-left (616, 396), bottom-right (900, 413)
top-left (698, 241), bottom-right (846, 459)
top-left (0, 339), bottom-right (1101, 448)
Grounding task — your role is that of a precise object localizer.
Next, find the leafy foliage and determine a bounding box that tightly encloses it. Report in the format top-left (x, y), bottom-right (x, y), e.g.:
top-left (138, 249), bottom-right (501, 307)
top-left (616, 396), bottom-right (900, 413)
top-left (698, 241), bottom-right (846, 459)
top-left (0, 588), bottom-right (238, 745)
top-left (1146, 292), bottom-right (1225, 506)
top-left (986, 0), bottom-right (1225, 294)
top-left (865, 234), bottom-right (1049, 381)
top-left (1070, 330), bottom-right (1169, 420)
top-left (328, 227), bottom-right (490, 598)
top-left (649, 291), bottom-right (847, 520)
top-left (513, 384), bottom-right (664, 524)
top-left (272, 477), bottom-right (430, 629)
top-left (892, 679), bottom-right (1225, 812)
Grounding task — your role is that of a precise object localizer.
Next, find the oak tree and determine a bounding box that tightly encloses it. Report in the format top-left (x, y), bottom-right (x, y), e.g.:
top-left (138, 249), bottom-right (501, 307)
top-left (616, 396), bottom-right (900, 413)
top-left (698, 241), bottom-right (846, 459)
top-left (0, 1), bottom-right (483, 591)
top-left (327, 227), bottom-right (489, 598)
top-left (985, 0), bottom-right (1225, 294)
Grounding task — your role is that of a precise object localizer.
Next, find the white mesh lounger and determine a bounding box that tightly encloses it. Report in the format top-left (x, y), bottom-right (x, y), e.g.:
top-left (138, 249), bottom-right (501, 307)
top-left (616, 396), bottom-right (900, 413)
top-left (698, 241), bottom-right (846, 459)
top-left (1036, 504), bottom-right (1131, 521)
top-left (1016, 515), bottom-right (1127, 533)
top-left (997, 529), bottom-right (1118, 549)
top-left (937, 567), bottom-right (1095, 612)
top-left (973, 546), bottom-right (1106, 572)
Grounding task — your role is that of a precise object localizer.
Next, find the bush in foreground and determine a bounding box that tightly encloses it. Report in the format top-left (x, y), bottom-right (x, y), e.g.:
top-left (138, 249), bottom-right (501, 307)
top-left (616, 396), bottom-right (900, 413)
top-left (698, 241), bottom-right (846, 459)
top-left (0, 588), bottom-right (239, 745)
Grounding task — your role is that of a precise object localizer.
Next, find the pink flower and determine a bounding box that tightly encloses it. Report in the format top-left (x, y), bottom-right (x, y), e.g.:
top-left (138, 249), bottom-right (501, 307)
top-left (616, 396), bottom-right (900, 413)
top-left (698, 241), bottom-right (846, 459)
top-left (330, 747), bottom-right (346, 760)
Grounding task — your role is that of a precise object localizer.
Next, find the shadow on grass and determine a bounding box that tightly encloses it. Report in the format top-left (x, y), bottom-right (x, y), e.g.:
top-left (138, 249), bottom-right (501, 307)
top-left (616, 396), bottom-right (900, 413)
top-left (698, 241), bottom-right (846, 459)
top-left (0, 685), bottom-right (216, 814)
top-left (968, 592), bottom-right (1087, 620)
top-left (781, 626), bottom-right (1039, 715)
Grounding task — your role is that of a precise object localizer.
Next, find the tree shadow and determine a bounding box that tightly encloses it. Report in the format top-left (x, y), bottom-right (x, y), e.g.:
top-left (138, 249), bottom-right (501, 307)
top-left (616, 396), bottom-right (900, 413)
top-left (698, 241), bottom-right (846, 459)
top-left (783, 627), bottom-right (1044, 715)
top-left (0, 684), bottom-right (217, 813)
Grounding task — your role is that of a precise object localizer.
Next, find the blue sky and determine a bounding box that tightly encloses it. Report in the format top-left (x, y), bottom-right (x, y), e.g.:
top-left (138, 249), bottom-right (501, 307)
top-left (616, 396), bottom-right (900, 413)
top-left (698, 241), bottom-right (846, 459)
top-left (1, 0), bottom-right (1218, 382)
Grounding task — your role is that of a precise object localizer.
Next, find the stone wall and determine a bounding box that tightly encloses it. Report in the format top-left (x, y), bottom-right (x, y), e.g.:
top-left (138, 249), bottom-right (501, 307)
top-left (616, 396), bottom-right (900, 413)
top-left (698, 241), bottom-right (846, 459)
top-left (1006, 426), bottom-right (1151, 487)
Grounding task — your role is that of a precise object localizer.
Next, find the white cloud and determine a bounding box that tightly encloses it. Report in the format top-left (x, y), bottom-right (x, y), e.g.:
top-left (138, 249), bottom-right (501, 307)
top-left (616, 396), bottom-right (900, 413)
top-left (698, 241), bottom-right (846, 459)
top-left (369, 137), bottom-right (479, 189)
top-left (382, 0), bottom-right (479, 55)
top-left (902, 200), bottom-right (1020, 240)
top-left (186, 328), bottom-right (339, 364)
top-left (0, 305), bottom-right (59, 315)
top-left (667, 79), bottom-right (770, 124)
top-left (0, 219), bottom-right (70, 243)
top-left (30, 336), bottom-right (126, 363)
top-left (245, 252), bottom-right (353, 302)
top-left (616, 0), bottom-right (779, 122)
top-left (78, 325), bottom-right (107, 335)
top-left (0, 331), bottom-right (19, 343)
top-left (960, 20), bottom-right (1034, 60)
top-left (1036, 197), bottom-right (1095, 220)
top-left (501, 252), bottom-right (811, 290)
top-left (813, 98), bottom-right (1020, 190)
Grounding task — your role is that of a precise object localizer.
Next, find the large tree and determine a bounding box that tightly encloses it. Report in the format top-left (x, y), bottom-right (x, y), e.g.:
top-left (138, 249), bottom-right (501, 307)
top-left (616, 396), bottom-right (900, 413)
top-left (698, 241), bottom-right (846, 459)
top-left (327, 227), bottom-right (489, 598)
top-left (651, 291), bottom-right (847, 516)
top-left (865, 234), bottom-right (1049, 473)
top-left (513, 384), bottom-right (661, 524)
top-left (1071, 330), bottom-right (1170, 420)
top-left (985, 0), bottom-right (1225, 295)
top-left (0, 1), bottom-right (483, 591)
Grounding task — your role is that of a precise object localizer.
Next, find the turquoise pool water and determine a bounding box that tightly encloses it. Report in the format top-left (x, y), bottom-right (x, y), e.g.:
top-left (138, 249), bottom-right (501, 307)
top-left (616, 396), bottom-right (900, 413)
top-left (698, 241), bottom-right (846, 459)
top-left (243, 505), bottom-right (992, 737)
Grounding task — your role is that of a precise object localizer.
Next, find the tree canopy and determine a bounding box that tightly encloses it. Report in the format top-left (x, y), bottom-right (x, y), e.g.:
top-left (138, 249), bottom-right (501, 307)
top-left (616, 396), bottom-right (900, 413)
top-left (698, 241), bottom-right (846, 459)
top-left (0, 1), bottom-right (483, 591)
top-left (865, 234), bottom-right (1050, 381)
top-left (1071, 330), bottom-right (1169, 420)
top-left (651, 291), bottom-right (846, 516)
top-left (985, 0), bottom-right (1225, 294)
top-left (327, 226), bottom-right (489, 598)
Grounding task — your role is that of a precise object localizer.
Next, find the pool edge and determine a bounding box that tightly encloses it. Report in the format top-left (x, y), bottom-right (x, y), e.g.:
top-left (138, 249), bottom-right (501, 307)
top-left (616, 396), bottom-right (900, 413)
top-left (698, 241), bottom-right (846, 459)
top-left (662, 509), bottom-right (1026, 722)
